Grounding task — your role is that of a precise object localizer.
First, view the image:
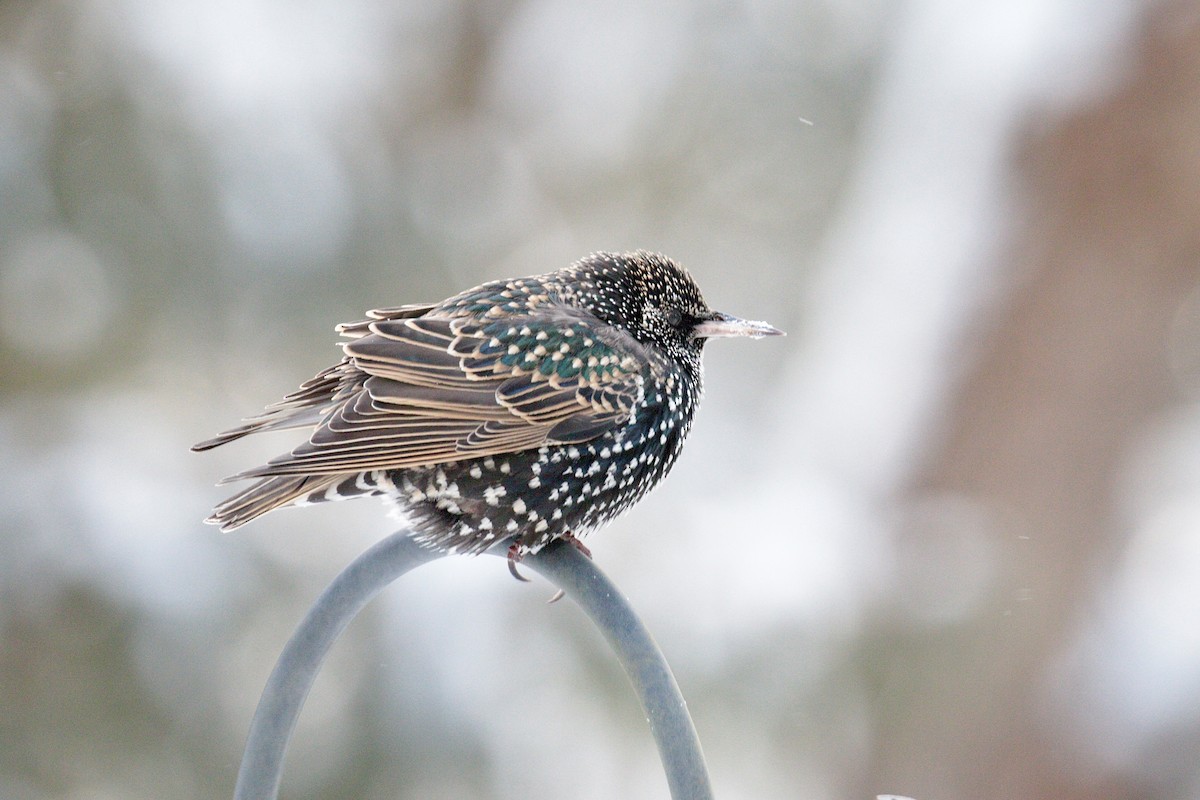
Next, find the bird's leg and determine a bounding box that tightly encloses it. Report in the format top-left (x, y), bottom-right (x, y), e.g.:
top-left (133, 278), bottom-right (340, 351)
top-left (561, 530), bottom-right (592, 559)
top-left (507, 543), bottom-right (531, 582)
top-left (547, 530), bottom-right (590, 604)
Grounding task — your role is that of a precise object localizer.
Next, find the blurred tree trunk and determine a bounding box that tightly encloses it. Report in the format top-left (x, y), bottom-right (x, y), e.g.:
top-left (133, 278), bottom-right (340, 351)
top-left (877, 6), bottom-right (1200, 800)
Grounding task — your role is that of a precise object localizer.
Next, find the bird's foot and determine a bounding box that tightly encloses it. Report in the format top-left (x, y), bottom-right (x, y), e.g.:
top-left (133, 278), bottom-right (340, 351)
top-left (561, 530), bottom-right (592, 559)
top-left (547, 531), bottom-right (591, 604)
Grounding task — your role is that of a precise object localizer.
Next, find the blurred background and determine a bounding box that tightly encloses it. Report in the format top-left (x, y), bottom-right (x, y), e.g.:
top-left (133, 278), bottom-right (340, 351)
top-left (3, 0), bottom-right (1200, 798)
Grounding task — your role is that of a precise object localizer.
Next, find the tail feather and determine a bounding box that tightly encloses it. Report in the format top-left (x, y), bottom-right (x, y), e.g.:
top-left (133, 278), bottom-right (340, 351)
top-left (205, 470), bottom-right (391, 530)
top-left (206, 474), bottom-right (339, 531)
top-left (192, 361), bottom-right (360, 452)
top-left (191, 406), bottom-right (326, 452)
top-left (197, 358), bottom-right (391, 528)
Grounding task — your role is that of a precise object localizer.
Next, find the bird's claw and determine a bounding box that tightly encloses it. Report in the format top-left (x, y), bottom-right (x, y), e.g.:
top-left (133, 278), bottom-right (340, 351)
top-left (510, 533), bottom-right (590, 595)
top-left (545, 531), bottom-right (591, 603)
top-left (561, 530), bottom-right (592, 559)
top-left (507, 543), bottom-right (531, 582)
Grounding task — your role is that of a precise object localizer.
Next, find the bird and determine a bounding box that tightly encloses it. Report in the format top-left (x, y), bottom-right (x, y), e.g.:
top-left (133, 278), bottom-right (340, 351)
top-left (193, 251), bottom-right (783, 577)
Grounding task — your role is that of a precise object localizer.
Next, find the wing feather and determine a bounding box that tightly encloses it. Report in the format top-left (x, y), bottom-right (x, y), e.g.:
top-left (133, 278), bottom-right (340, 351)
top-left (334, 303), bottom-right (439, 338)
top-left (222, 309), bottom-right (651, 480)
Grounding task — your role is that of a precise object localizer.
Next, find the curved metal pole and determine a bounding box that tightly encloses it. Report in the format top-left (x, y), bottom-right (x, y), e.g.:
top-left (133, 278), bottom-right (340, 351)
top-left (233, 533), bottom-right (712, 800)
top-left (234, 531), bottom-right (443, 800)
top-left (521, 542), bottom-right (713, 800)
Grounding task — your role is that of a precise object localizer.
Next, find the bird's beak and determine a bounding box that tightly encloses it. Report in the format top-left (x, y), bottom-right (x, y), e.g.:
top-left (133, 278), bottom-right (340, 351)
top-left (691, 311), bottom-right (785, 340)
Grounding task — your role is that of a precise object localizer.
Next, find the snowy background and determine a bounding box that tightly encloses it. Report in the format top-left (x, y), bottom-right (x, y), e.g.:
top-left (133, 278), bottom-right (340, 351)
top-left (4, 0), bottom-right (1200, 798)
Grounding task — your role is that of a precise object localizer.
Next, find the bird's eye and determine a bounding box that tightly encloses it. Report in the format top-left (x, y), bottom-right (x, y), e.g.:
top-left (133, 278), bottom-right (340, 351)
top-left (664, 307), bottom-right (683, 327)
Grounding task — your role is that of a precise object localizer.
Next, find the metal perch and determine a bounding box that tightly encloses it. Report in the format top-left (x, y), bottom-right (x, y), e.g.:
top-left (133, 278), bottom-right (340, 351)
top-left (233, 531), bottom-right (713, 800)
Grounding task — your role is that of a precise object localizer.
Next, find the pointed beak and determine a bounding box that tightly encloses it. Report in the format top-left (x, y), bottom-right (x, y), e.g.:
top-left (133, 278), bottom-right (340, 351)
top-left (691, 311), bottom-right (785, 340)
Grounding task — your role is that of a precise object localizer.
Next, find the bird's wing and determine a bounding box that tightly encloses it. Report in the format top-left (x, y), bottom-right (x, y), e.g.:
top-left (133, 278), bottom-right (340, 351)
top-left (224, 310), bottom-right (650, 479)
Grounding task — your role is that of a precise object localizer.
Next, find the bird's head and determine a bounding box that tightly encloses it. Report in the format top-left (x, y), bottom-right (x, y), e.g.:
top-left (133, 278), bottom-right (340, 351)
top-left (562, 251), bottom-right (783, 364)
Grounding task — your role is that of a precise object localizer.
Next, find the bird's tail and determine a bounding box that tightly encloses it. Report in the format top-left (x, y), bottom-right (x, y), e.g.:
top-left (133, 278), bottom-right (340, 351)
top-left (205, 471), bottom-right (387, 531)
top-left (191, 361), bottom-right (359, 452)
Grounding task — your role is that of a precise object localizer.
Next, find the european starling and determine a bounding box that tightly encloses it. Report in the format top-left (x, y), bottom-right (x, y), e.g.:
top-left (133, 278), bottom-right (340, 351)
top-left (194, 251), bottom-right (782, 573)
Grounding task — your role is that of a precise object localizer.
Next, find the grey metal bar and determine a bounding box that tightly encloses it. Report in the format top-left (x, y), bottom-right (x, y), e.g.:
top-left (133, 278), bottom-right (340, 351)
top-left (232, 533), bottom-right (712, 799)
